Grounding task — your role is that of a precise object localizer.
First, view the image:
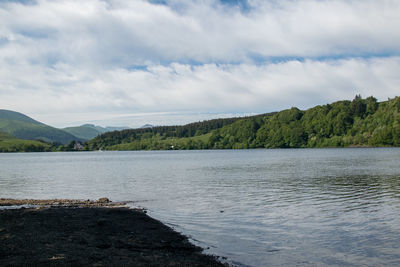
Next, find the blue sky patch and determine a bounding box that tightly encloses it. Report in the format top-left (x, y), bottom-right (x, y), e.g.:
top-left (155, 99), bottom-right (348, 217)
top-left (0, 0), bottom-right (36, 5)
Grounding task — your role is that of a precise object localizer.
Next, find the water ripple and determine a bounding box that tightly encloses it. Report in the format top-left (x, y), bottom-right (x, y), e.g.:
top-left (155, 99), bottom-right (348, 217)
top-left (1, 148), bottom-right (400, 266)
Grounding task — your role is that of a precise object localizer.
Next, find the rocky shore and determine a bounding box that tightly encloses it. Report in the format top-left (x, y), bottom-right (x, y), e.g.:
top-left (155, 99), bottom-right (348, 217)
top-left (0, 197), bottom-right (125, 207)
top-left (0, 199), bottom-right (225, 266)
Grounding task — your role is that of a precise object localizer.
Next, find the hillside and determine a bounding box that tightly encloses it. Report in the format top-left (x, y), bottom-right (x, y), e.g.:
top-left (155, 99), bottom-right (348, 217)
top-left (87, 113), bottom-right (275, 150)
top-left (87, 96), bottom-right (400, 150)
top-left (63, 124), bottom-right (130, 140)
top-left (62, 124), bottom-right (103, 140)
top-left (0, 110), bottom-right (82, 144)
top-left (0, 131), bottom-right (51, 152)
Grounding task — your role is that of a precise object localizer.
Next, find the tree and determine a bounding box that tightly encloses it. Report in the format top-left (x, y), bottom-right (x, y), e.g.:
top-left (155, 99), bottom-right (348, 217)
top-left (350, 94), bottom-right (366, 118)
top-left (366, 96), bottom-right (378, 115)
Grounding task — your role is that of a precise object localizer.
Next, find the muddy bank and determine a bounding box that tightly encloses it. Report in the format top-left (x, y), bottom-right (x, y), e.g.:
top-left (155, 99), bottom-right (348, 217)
top-left (0, 206), bottom-right (225, 266)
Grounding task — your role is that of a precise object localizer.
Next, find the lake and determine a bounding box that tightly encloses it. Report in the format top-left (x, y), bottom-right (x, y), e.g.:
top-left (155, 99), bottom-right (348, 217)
top-left (1, 148), bottom-right (400, 266)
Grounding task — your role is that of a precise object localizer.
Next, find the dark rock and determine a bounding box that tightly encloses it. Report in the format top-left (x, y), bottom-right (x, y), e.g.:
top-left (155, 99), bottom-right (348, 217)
top-left (97, 198), bottom-right (110, 203)
top-left (0, 207), bottom-right (226, 266)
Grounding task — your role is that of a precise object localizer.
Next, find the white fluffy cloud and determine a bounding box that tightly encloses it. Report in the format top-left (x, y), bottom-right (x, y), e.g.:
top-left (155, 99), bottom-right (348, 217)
top-left (0, 0), bottom-right (399, 127)
top-left (2, 57), bottom-right (399, 127)
top-left (2, 0), bottom-right (399, 65)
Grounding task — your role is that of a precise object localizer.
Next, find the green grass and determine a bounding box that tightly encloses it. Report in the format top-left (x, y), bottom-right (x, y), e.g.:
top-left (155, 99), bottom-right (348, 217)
top-left (106, 133), bottom-right (212, 150)
top-left (0, 132), bottom-right (51, 152)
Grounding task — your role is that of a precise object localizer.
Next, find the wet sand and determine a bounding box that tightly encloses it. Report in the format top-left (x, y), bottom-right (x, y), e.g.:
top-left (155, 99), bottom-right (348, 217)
top-left (0, 199), bottom-right (225, 266)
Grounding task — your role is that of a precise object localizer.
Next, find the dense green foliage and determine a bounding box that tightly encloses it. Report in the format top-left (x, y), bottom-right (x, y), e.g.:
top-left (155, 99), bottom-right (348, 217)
top-left (0, 110), bottom-right (82, 144)
top-left (106, 133), bottom-right (212, 151)
top-left (88, 96), bottom-right (400, 150)
top-left (209, 96), bottom-right (400, 148)
top-left (86, 115), bottom-right (270, 150)
top-left (0, 131), bottom-right (52, 152)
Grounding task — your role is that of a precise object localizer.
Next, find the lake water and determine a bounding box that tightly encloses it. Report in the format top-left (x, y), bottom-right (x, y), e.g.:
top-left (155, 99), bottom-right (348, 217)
top-left (1, 148), bottom-right (400, 266)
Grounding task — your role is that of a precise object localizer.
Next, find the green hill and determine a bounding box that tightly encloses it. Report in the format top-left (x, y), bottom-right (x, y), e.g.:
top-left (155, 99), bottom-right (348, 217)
top-left (209, 95), bottom-right (400, 148)
top-left (62, 124), bottom-right (103, 140)
top-left (87, 113), bottom-right (274, 150)
top-left (0, 131), bottom-right (51, 152)
top-left (0, 110), bottom-right (82, 144)
top-left (63, 124), bottom-right (130, 140)
top-left (87, 96), bottom-right (400, 150)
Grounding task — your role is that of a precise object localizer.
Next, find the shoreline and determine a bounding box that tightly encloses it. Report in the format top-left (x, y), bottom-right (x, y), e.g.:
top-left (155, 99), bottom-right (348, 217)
top-left (0, 198), bottom-right (128, 208)
top-left (0, 199), bottom-right (226, 266)
top-left (1, 145), bottom-right (398, 154)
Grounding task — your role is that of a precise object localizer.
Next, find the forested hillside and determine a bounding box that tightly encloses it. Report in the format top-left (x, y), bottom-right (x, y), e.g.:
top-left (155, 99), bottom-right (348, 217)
top-left (87, 96), bottom-right (400, 150)
top-left (87, 115), bottom-right (274, 150)
top-left (211, 95), bottom-right (399, 148)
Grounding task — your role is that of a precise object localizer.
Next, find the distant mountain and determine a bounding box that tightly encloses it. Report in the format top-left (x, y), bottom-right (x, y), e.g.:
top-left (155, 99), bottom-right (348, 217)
top-left (0, 110), bottom-right (82, 144)
top-left (62, 124), bottom-right (130, 140)
top-left (101, 126), bottom-right (130, 132)
top-left (140, 124), bottom-right (153, 128)
top-left (62, 125), bottom-right (103, 141)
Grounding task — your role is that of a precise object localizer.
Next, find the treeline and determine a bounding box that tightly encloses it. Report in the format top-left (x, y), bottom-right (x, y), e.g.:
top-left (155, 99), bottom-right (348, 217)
top-left (0, 143), bottom-right (51, 152)
top-left (211, 95), bottom-right (400, 148)
top-left (88, 95), bottom-right (400, 150)
top-left (87, 114), bottom-right (275, 150)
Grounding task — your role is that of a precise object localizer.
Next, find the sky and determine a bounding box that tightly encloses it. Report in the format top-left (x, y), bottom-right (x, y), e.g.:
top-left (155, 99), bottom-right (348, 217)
top-left (0, 0), bottom-right (399, 128)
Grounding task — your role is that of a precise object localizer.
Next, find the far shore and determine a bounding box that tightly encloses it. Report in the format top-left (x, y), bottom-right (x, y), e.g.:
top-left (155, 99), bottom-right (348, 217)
top-left (0, 198), bottom-right (225, 266)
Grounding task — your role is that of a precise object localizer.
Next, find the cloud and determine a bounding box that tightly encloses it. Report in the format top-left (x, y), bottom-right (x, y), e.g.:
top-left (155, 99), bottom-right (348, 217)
top-left (1, 0), bottom-right (399, 66)
top-left (0, 0), bottom-right (399, 127)
top-left (1, 56), bottom-right (399, 127)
